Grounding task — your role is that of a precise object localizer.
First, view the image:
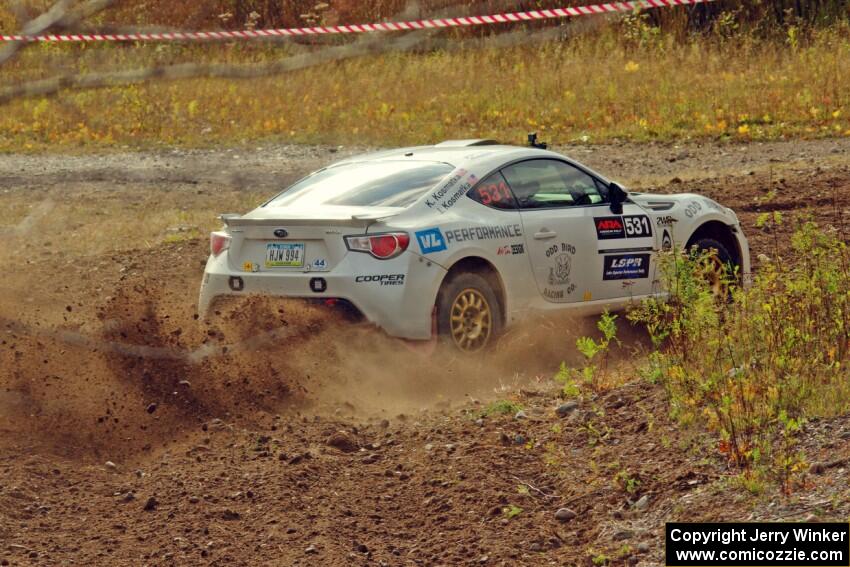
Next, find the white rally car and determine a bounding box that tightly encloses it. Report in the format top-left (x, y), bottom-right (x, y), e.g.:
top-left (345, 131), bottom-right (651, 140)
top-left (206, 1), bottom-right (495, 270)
top-left (199, 139), bottom-right (750, 352)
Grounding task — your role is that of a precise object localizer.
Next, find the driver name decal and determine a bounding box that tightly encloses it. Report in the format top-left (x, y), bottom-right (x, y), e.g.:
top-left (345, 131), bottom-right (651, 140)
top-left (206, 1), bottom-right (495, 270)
top-left (425, 168), bottom-right (479, 214)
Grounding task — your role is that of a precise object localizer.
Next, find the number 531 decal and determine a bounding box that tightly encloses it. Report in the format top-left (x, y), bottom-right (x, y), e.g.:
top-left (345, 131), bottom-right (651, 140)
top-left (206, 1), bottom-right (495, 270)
top-left (623, 215), bottom-right (652, 238)
top-left (476, 180), bottom-right (512, 206)
top-left (594, 215), bottom-right (652, 240)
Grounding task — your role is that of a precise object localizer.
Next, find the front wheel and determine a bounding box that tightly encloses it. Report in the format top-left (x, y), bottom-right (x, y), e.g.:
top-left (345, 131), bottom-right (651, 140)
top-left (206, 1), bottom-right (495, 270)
top-left (437, 273), bottom-right (502, 353)
top-left (689, 237), bottom-right (736, 295)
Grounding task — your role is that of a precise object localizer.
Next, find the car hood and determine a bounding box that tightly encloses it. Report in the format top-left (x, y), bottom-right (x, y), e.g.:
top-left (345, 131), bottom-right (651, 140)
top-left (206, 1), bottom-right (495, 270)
top-left (629, 191), bottom-right (738, 220)
top-left (628, 192), bottom-right (694, 210)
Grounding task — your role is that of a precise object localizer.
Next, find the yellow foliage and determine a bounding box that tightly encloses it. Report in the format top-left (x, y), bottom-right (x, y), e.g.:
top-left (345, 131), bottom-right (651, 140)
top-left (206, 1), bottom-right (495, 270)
top-left (0, 27), bottom-right (848, 151)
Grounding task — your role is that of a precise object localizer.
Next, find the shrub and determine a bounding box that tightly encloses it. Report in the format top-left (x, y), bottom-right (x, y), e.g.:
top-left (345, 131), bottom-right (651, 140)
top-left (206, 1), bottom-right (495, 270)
top-left (628, 220), bottom-right (850, 490)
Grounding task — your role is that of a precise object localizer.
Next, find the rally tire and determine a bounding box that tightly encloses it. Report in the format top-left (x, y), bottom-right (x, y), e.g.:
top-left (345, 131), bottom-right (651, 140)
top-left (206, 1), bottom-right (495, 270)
top-left (437, 272), bottom-right (503, 353)
top-left (689, 237), bottom-right (735, 295)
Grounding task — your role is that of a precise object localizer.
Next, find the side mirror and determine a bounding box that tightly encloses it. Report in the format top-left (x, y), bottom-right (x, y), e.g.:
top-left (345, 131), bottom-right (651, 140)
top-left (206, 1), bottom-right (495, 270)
top-left (609, 182), bottom-right (627, 215)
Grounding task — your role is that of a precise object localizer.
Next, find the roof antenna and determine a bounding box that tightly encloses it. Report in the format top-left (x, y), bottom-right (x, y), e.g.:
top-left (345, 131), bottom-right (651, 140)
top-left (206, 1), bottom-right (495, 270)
top-left (527, 132), bottom-right (547, 150)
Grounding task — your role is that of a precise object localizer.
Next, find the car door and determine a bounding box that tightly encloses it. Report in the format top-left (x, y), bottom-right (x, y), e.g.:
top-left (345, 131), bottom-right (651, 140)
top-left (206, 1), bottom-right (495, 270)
top-left (591, 199), bottom-right (657, 300)
top-left (500, 159), bottom-right (604, 304)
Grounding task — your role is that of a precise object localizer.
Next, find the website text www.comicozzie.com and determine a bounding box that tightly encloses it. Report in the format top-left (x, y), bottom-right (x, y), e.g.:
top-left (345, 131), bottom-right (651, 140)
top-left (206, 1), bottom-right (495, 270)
top-left (673, 548), bottom-right (844, 564)
top-left (665, 523), bottom-right (850, 567)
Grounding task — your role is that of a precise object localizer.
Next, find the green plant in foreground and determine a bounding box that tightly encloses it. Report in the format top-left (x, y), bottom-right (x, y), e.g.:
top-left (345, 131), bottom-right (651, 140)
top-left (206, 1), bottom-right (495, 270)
top-left (628, 220), bottom-right (850, 491)
top-left (482, 399), bottom-right (523, 416)
top-left (613, 468), bottom-right (641, 494)
top-left (502, 504), bottom-right (523, 519)
top-left (576, 310), bottom-right (620, 386)
top-left (553, 361), bottom-right (580, 398)
top-left (555, 310), bottom-right (620, 395)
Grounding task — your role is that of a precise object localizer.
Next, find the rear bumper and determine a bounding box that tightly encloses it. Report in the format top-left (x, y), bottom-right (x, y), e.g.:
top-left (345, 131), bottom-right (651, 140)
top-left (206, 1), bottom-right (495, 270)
top-left (198, 250), bottom-right (446, 340)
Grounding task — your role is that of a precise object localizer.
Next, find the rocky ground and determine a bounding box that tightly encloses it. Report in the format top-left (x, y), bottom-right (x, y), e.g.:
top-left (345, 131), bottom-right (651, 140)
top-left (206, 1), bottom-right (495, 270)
top-left (1, 138), bottom-right (850, 566)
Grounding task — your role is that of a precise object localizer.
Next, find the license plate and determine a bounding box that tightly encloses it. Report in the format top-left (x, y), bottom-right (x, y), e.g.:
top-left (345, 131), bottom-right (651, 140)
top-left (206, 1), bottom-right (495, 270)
top-left (265, 243), bottom-right (304, 268)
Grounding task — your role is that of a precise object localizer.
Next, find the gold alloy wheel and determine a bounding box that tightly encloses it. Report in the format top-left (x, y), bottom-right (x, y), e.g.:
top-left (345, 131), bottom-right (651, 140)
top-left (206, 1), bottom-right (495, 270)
top-left (698, 251), bottom-right (727, 296)
top-left (449, 288), bottom-right (493, 352)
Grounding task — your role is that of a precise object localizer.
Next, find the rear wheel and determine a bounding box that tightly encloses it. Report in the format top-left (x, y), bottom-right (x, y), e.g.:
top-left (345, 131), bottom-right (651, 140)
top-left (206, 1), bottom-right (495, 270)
top-left (437, 273), bottom-right (502, 353)
top-left (689, 237), bottom-right (735, 295)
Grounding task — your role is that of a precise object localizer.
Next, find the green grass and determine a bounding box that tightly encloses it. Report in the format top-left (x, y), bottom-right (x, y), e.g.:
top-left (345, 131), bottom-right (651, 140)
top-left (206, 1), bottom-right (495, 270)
top-left (483, 399), bottom-right (523, 416)
top-left (1, 23), bottom-right (849, 153)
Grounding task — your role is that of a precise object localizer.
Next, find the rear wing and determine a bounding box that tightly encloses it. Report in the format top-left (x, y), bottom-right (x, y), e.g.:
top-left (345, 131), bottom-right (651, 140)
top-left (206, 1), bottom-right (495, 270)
top-left (219, 209), bottom-right (402, 228)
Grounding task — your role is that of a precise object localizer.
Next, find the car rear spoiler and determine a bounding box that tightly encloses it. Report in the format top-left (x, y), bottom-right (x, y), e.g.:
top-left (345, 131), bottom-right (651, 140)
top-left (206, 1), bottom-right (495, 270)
top-left (219, 210), bottom-right (402, 227)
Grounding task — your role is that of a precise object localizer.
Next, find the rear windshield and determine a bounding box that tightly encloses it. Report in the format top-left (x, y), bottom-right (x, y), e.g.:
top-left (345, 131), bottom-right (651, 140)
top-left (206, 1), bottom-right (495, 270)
top-left (265, 161), bottom-right (454, 208)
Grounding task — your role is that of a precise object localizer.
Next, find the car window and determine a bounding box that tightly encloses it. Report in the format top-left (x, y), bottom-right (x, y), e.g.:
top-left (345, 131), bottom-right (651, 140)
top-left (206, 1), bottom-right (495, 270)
top-left (466, 171), bottom-right (517, 210)
top-left (265, 161), bottom-right (454, 208)
top-left (501, 159), bottom-right (607, 209)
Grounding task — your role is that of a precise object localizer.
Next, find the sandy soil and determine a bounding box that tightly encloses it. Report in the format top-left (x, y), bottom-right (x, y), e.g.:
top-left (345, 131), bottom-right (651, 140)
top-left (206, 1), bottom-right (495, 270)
top-left (1, 138), bottom-right (849, 566)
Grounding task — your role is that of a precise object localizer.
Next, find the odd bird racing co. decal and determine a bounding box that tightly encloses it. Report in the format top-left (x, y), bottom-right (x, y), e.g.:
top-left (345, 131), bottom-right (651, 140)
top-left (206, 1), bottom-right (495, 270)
top-left (425, 168), bottom-right (479, 214)
top-left (544, 242), bottom-right (577, 299)
top-left (602, 253), bottom-right (650, 280)
top-left (594, 215), bottom-right (652, 240)
top-left (415, 227), bottom-right (447, 254)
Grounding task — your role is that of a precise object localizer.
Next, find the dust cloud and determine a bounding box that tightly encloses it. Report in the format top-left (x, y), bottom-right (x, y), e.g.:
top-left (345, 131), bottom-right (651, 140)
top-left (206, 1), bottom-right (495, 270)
top-left (0, 258), bottom-right (631, 462)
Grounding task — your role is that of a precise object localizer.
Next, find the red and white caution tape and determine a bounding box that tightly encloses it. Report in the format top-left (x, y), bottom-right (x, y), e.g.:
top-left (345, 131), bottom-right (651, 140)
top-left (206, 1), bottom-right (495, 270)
top-left (0, 0), bottom-right (713, 43)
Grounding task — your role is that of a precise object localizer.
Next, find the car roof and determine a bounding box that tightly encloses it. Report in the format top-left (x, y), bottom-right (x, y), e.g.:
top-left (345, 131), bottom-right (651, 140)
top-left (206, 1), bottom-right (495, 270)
top-left (332, 140), bottom-right (610, 183)
top-left (335, 141), bottom-right (548, 167)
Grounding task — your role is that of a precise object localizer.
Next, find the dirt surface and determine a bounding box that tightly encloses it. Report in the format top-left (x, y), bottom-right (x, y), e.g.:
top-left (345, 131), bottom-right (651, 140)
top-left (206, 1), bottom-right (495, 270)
top-left (1, 138), bottom-right (850, 566)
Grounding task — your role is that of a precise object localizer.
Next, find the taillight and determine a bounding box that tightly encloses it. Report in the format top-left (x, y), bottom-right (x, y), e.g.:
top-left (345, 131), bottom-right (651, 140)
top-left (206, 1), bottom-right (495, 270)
top-left (210, 231), bottom-right (231, 256)
top-left (345, 232), bottom-right (409, 260)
